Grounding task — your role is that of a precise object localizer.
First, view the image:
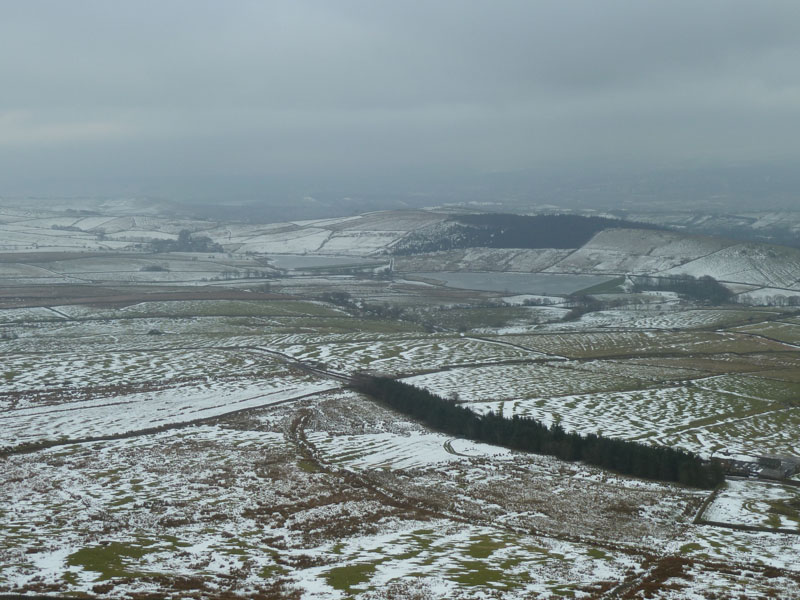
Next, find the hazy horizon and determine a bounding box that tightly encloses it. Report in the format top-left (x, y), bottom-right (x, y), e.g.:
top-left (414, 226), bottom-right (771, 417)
top-left (3, 1), bottom-right (800, 208)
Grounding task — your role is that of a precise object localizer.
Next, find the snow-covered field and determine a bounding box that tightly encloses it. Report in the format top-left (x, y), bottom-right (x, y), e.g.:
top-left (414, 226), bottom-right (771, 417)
top-left (484, 329), bottom-right (794, 358)
top-left (404, 362), bottom-right (644, 402)
top-left (1, 373), bottom-right (335, 450)
top-left (0, 348), bottom-right (278, 395)
top-left (276, 335), bottom-right (547, 375)
top-left (660, 243), bottom-right (800, 289)
top-left (307, 430), bottom-right (515, 470)
top-left (547, 307), bottom-right (766, 331)
top-left (704, 479), bottom-right (800, 531)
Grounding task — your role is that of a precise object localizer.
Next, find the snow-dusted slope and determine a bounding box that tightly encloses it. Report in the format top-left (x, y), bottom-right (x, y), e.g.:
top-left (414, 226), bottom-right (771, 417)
top-left (0, 204), bottom-right (219, 252)
top-left (659, 242), bottom-right (800, 288)
top-left (214, 211), bottom-right (450, 255)
top-left (546, 229), bottom-right (734, 275)
top-left (540, 228), bottom-right (800, 289)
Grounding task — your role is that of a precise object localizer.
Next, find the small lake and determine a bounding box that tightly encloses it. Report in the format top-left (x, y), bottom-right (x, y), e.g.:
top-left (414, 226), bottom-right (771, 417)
top-left (409, 272), bottom-right (613, 295)
top-left (268, 255), bottom-right (386, 269)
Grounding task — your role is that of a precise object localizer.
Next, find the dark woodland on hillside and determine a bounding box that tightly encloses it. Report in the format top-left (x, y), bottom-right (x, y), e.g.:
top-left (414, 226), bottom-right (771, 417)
top-left (393, 214), bottom-right (663, 254)
top-left (150, 230), bottom-right (224, 253)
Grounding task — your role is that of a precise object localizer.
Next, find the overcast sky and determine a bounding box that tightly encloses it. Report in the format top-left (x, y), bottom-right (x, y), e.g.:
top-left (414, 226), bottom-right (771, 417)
top-left (2, 0), bottom-right (800, 201)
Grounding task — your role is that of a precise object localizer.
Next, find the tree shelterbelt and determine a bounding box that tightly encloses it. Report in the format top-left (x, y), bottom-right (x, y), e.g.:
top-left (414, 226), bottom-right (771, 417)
top-left (350, 375), bottom-right (724, 489)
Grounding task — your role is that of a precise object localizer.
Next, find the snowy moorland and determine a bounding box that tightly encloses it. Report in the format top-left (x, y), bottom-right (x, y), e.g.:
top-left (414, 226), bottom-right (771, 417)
top-left (2, 203), bottom-right (800, 598)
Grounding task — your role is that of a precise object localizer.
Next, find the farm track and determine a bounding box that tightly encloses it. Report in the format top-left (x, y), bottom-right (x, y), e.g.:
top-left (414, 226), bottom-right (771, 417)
top-left (465, 334), bottom-right (568, 359)
top-left (601, 561), bottom-right (661, 600)
top-left (442, 439), bottom-right (468, 457)
top-left (23, 263), bottom-right (91, 285)
top-left (643, 403), bottom-right (799, 445)
top-left (735, 329), bottom-right (800, 350)
top-left (43, 307), bottom-right (73, 320)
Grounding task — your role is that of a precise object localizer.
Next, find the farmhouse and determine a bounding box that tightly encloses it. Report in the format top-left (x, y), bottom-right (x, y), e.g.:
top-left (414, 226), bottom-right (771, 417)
top-left (757, 455), bottom-right (800, 480)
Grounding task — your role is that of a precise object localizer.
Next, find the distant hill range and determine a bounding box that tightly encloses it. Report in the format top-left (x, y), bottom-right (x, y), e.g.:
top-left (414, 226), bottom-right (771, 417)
top-left (2, 201), bottom-right (800, 297)
top-left (387, 214), bottom-right (800, 294)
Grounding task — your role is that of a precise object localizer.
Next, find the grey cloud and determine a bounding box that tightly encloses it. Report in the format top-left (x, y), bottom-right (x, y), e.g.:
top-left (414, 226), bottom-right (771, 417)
top-left (2, 1), bottom-right (800, 200)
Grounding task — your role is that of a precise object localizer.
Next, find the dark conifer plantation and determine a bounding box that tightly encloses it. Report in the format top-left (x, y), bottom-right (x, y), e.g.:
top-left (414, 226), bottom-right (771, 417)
top-left (393, 214), bottom-right (664, 254)
top-left (350, 375), bottom-right (724, 489)
top-left (454, 213), bottom-right (662, 249)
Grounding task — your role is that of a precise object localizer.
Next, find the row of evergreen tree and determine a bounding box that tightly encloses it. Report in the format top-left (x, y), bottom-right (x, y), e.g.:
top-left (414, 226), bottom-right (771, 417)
top-left (350, 375), bottom-right (724, 489)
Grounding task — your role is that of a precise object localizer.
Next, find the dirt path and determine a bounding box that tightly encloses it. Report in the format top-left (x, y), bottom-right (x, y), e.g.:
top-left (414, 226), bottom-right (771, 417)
top-left (466, 334), bottom-right (568, 360)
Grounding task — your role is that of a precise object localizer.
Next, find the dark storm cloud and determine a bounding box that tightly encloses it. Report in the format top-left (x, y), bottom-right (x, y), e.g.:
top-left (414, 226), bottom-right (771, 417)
top-left (2, 0), bottom-right (800, 197)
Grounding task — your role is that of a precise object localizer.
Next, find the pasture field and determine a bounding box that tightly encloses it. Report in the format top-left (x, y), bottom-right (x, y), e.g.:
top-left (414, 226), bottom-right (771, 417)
top-left (467, 385), bottom-right (773, 449)
top-left (404, 362), bottom-right (647, 402)
top-left (656, 406), bottom-right (800, 458)
top-left (275, 335), bottom-right (545, 375)
top-left (733, 319), bottom-right (800, 345)
top-left (407, 304), bottom-right (554, 331)
top-left (1, 348), bottom-right (278, 395)
top-left (624, 352), bottom-right (800, 376)
top-left (553, 307), bottom-right (773, 331)
top-left (104, 299), bottom-right (350, 319)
